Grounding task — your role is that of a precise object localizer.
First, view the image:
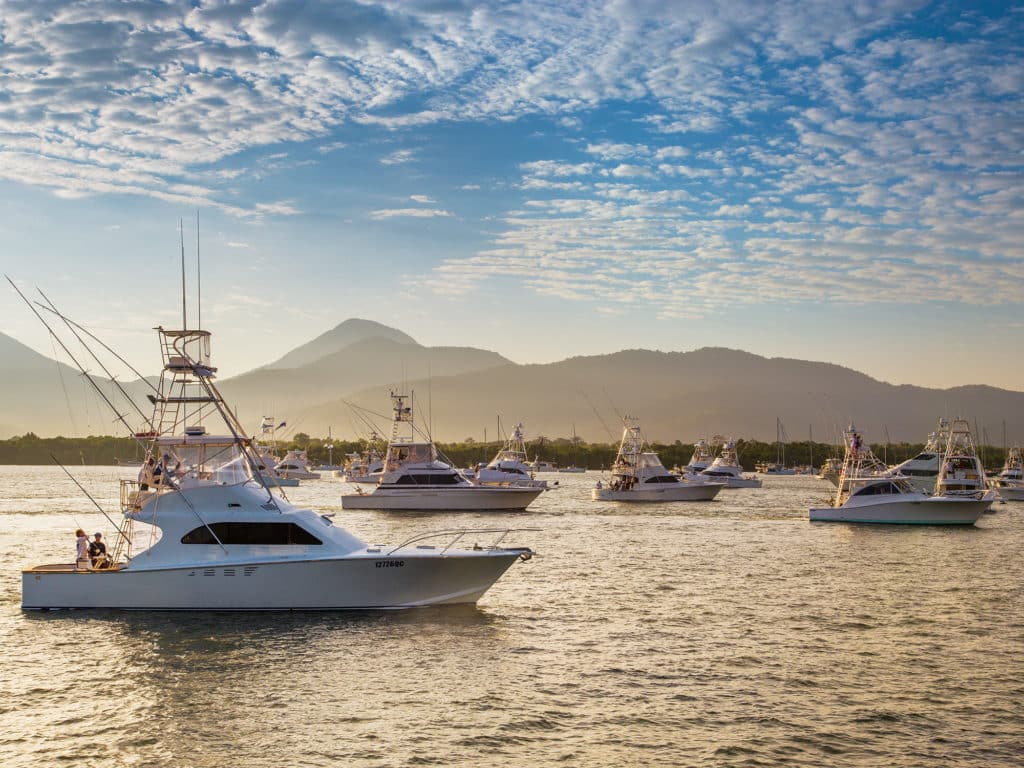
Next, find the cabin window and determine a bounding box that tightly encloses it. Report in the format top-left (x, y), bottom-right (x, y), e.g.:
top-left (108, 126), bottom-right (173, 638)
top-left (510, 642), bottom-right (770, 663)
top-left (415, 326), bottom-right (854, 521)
top-left (394, 473), bottom-right (463, 485)
top-left (181, 522), bottom-right (323, 545)
top-left (644, 475), bottom-right (680, 484)
top-left (911, 453), bottom-right (936, 462)
top-left (852, 482), bottom-right (901, 497)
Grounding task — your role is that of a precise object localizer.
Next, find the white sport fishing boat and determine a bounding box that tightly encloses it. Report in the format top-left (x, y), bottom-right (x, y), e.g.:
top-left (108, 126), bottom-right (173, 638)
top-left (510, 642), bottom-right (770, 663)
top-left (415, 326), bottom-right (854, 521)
top-left (15, 296), bottom-right (534, 610)
top-left (935, 419), bottom-right (995, 503)
top-left (809, 424), bottom-right (991, 524)
top-left (683, 438), bottom-right (714, 474)
top-left (336, 431), bottom-right (386, 483)
top-left (274, 450), bottom-right (321, 481)
top-left (342, 394), bottom-right (545, 511)
top-left (698, 437), bottom-right (762, 488)
top-left (473, 423), bottom-right (547, 488)
top-left (886, 419), bottom-right (950, 493)
top-left (990, 445), bottom-right (1024, 501)
top-left (593, 418), bottom-right (724, 502)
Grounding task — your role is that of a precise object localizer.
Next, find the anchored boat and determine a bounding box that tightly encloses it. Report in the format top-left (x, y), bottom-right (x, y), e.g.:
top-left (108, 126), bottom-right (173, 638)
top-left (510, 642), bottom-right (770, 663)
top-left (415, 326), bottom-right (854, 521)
top-left (593, 418), bottom-right (724, 502)
top-left (13, 293), bottom-right (534, 610)
top-left (809, 424), bottom-right (990, 524)
top-left (341, 393), bottom-right (545, 511)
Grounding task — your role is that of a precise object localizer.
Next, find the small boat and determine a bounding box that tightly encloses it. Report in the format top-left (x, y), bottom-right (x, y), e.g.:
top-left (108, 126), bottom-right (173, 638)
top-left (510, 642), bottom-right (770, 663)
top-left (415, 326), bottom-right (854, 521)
top-left (19, 321), bottom-right (534, 610)
top-left (886, 419), bottom-right (950, 493)
top-left (757, 417), bottom-right (796, 474)
top-left (592, 418), bottom-right (724, 502)
top-left (274, 450), bottom-right (321, 481)
top-left (818, 456), bottom-right (843, 485)
top-left (473, 423), bottom-right (548, 488)
top-left (683, 438), bottom-right (714, 474)
top-left (991, 445), bottom-right (1024, 501)
top-left (935, 419), bottom-right (995, 501)
top-left (341, 393), bottom-right (545, 511)
top-left (809, 424), bottom-right (991, 524)
top-left (698, 437), bottom-right (762, 488)
top-left (528, 459), bottom-right (558, 473)
top-left (337, 431), bottom-right (386, 483)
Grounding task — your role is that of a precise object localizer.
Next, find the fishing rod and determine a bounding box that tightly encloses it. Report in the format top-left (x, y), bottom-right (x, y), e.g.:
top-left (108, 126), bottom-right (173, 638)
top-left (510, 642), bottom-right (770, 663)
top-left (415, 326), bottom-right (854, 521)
top-left (50, 454), bottom-right (132, 550)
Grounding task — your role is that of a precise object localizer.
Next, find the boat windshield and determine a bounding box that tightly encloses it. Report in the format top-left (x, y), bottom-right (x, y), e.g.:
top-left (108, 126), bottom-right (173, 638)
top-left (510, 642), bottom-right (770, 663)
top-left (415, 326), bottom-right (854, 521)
top-left (151, 437), bottom-right (252, 484)
top-left (386, 442), bottom-right (437, 467)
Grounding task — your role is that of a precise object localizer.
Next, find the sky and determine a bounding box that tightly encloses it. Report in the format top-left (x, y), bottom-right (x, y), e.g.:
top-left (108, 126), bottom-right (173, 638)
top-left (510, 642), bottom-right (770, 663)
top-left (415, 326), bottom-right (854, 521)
top-left (1, 0), bottom-right (1022, 390)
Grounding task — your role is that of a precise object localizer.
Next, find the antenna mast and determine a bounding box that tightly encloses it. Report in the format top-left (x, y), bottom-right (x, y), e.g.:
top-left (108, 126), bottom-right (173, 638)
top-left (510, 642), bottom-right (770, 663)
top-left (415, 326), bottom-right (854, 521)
top-left (196, 210), bottom-right (201, 330)
top-left (179, 218), bottom-right (187, 329)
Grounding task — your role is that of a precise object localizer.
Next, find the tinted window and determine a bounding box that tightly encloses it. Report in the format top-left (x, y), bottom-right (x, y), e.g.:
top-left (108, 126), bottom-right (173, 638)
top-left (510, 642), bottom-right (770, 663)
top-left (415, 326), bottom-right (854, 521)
top-left (182, 522), bottom-right (322, 545)
top-left (852, 482), bottom-right (901, 497)
top-left (394, 473), bottom-right (463, 485)
top-left (911, 454), bottom-right (936, 461)
top-left (644, 475), bottom-right (680, 484)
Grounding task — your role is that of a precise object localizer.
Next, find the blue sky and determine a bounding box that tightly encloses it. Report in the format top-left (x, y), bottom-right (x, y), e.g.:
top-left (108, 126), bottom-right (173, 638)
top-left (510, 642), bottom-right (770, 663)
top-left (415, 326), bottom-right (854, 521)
top-left (1, 0), bottom-right (1022, 389)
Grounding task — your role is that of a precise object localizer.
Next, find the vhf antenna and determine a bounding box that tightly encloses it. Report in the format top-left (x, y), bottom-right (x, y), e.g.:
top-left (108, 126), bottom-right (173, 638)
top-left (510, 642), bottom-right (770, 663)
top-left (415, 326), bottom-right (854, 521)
top-left (179, 218), bottom-right (187, 329)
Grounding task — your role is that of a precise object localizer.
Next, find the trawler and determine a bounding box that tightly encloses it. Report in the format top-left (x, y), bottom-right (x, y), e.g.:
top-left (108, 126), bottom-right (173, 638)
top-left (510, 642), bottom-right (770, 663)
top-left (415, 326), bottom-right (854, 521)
top-left (341, 394), bottom-right (545, 511)
top-left (698, 437), bottom-right (762, 488)
top-left (593, 418), bottom-right (724, 502)
top-left (990, 445), bottom-right (1024, 501)
top-left (809, 424), bottom-right (990, 524)
top-left (14, 284), bottom-right (533, 610)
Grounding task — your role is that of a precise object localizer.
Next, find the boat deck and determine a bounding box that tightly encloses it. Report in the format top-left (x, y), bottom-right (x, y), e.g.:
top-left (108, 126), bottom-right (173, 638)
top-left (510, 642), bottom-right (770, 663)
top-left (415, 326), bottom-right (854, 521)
top-left (24, 563), bottom-right (125, 574)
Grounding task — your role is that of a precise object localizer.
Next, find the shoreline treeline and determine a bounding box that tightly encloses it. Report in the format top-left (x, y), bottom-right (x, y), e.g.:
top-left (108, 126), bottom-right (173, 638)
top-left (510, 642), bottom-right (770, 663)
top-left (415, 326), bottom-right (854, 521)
top-left (0, 432), bottom-right (1012, 472)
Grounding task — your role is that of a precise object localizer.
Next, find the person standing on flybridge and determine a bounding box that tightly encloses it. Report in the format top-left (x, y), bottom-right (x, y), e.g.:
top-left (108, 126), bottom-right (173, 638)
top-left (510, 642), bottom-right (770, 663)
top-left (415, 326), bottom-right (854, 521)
top-left (75, 529), bottom-right (90, 570)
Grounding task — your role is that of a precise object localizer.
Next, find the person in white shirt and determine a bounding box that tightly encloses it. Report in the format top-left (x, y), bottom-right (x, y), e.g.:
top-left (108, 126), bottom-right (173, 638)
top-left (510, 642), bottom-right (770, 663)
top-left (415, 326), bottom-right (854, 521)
top-left (75, 529), bottom-right (90, 570)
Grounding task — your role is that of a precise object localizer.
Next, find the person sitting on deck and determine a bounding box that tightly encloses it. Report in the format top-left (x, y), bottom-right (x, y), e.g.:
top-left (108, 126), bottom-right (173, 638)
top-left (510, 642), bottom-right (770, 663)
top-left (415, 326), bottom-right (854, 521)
top-left (75, 529), bottom-right (90, 570)
top-left (139, 456), bottom-right (156, 490)
top-left (89, 532), bottom-right (108, 568)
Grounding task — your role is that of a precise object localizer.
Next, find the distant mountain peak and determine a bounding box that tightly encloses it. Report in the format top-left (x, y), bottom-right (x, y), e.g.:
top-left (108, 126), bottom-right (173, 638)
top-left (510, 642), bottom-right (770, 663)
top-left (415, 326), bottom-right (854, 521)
top-left (265, 318), bottom-right (416, 370)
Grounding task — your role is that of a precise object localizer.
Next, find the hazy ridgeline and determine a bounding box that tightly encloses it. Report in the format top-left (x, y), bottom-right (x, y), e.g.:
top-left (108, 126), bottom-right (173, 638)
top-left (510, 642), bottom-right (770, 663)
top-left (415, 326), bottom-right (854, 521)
top-left (0, 432), bottom-right (1014, 472)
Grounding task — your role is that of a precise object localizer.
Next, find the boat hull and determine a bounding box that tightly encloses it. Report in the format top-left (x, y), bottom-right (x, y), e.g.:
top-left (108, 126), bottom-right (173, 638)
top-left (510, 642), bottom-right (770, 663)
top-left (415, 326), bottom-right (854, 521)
top-left (809, 498), bottom-right (990, 525)
top-left (22, 552), bottom-right (523, 610)
top-left (341, 487), bottom-right (544, 511)
top-left (995, 485), bottom-right (1024, 501)
top-left (592, 483), bottom-right (723, 502)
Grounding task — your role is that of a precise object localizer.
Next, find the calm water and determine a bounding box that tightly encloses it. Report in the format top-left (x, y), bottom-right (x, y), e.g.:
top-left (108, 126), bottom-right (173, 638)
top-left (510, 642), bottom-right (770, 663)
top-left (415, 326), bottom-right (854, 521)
top-left (0, 466), bottom-right (1021, 767)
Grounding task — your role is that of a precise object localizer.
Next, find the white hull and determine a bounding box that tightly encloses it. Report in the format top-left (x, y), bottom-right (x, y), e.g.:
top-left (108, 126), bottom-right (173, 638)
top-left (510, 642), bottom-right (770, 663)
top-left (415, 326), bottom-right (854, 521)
top-left (259, 473), bottom-right (300, 488)
top-left (995, 485), bottom-right (1024, 501)
top-left (22, 551), bottom-right (522, 610)
top-left (340, 473), bottom-right (382, 484)
top-left (717, 476), bottom-right (762, 489)
top-left (809, 497), bottom-right (990, 525)
top-left (342, 486), bottom-right (544, 511)
top-left (592, 483), bottom-right (723, 502)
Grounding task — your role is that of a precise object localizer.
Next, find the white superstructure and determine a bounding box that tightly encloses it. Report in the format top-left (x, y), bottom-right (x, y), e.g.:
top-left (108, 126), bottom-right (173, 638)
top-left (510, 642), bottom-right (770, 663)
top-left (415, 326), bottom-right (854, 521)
top-left (886, 419), bottom-right (950, 493)
top-left (935, 419), bottom-right (993, 500)
top-left (991, 445), bottom-right (1024, 501)
top-left (593, 418), bottom-right (724, 502)
top-left (699, 437), bottom-right (762, 488)
top-left (474, 423), bottom-right (547, 488)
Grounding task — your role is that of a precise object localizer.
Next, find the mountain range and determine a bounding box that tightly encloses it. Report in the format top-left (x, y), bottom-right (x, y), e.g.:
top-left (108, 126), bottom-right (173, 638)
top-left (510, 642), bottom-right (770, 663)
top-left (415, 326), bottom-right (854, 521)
top-left (2, 319), bottom-right (1022, 444)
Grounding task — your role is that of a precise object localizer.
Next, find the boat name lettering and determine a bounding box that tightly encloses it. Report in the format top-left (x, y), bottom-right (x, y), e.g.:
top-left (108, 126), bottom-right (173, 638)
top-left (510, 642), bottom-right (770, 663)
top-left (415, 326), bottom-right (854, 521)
top-left (375, 560), bottom-right (405, 568)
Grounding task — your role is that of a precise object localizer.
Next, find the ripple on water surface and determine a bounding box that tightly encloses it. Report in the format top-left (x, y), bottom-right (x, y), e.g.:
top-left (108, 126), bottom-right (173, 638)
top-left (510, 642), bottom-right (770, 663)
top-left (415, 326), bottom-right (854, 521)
top-left (0, 467), bottom-right (1021, 767)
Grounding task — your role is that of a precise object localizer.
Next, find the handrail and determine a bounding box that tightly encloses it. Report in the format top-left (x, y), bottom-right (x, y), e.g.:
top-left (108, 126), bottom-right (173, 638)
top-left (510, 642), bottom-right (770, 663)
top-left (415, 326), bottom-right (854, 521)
top-left (385, 527), bottom-right (540, 556)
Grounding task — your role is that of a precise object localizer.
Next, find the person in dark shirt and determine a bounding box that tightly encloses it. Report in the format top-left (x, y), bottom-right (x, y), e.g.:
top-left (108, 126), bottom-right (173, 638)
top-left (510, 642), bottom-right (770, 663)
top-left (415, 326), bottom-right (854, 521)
top-left (89, 532), bottom-right (108, 568)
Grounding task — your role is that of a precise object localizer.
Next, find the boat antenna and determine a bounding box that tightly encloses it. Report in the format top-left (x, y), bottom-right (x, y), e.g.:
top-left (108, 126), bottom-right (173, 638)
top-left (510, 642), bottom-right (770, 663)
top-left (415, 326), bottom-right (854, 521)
top-left (179, 218), bottom-right (187, 329)
top-left (50, 454), bottom-right (131, 550)
top-left (196, 209), bottom-right (201, 330)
